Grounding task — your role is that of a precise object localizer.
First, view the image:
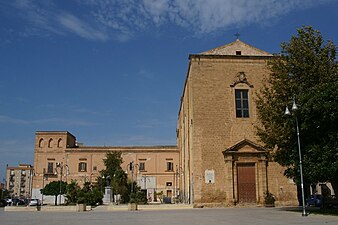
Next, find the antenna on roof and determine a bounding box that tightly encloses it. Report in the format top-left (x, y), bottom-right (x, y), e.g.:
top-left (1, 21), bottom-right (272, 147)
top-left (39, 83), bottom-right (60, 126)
top-left (234, 32), bottom-right (240, 40)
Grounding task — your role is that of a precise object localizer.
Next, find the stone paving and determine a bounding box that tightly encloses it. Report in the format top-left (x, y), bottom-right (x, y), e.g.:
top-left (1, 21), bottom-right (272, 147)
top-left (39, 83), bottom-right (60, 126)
top-left (1, 206), bottom-right (337, 225)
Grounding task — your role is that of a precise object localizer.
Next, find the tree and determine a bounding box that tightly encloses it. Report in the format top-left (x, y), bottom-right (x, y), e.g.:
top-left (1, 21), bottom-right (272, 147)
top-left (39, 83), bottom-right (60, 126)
top-left (41, 181), bottom-right (67, 205)
top-left (256, 26), bottom-right (338, 196)
top-left (1, 188), bottom-right (9, 200)
top-left (65, 180), bottom-right (80, 204)
top-left (77, 182), bottom-right (103, 205)
top-left (97, 151), bottom-right (129, 203)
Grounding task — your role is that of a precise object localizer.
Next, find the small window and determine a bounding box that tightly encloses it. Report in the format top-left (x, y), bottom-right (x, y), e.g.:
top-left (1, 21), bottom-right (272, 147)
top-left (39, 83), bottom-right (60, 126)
top-left (139, 162), bottom-right (145, 171)
top-left (57, 138), bottom-right (63, 148)
top-left (166, 162), bottom-right (174, 171)
top-left (78, 162), bottom-right (87, 172)
top-left (166, 182), bottom-right (172, 186)
top-left (47, 162), bottom-right (54, 174)
top-left (235, 89), bottom-right (249, 118)
top-left (48, 139), bottom-right (53, 148)
top-left (93, 166), bottom-right (97, 171)
top-left (236, 51), bottom-right (242, 55)
top-left (39, 138), bottom-right (44, 148)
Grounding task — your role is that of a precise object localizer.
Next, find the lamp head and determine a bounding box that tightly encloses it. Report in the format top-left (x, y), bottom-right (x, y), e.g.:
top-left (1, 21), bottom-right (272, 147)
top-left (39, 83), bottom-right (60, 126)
top-left (284, 106), bottom-right (291, 116)
top-left (292, 101), bottom-right (298, 111)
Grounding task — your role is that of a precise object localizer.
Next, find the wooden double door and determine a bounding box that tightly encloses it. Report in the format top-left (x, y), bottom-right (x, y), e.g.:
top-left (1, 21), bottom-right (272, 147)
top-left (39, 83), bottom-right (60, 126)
top-left (237, 163), bottom-right (256, 203)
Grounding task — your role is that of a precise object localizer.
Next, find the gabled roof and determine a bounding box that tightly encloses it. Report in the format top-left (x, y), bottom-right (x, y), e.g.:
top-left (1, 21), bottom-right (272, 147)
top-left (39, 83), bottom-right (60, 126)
top-left (223, 139), bottom-right (267, 154)
top-left (200, 39), bottom-right (272, 56)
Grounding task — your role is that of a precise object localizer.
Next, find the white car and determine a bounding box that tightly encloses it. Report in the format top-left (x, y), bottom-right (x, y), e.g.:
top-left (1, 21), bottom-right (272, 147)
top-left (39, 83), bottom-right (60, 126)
top-left (29, 199), bottom-right (40, 206)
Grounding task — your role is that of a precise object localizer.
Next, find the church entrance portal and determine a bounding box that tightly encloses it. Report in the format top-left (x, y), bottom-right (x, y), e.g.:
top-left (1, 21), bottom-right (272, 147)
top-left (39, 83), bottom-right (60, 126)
top-left (237, 163), bottom-right (256, 203)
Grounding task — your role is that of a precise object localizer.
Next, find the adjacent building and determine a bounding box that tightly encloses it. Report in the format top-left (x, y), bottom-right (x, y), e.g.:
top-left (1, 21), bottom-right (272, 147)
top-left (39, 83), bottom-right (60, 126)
top-left (32, 131), bottom-right (179, 204)
top-left (6, 164), bottom-right (34, 199)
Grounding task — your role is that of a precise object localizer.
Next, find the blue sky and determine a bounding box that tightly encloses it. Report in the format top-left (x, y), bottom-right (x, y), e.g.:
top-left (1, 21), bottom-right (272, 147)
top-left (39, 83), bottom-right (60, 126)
top-left (0, 0), bottom-right (337, 181)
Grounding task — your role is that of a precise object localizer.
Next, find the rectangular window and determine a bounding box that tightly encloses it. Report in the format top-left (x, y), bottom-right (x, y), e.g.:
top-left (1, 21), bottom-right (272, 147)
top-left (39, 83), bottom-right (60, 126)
top-left (78, 162), bottom-right (87, 172)
top-left (47, 162), bottom-right (54, 174)
top-left (166, 162), bottom-right (174, 171)
top-left (235, 90), bottom-right (249, 118)
top-left (139, 162), bottom-right (145, 171)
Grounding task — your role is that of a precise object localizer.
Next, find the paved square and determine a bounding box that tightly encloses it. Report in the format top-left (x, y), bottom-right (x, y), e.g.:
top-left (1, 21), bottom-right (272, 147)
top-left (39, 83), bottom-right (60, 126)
top-left (1, 207), bottom-right (337, 225)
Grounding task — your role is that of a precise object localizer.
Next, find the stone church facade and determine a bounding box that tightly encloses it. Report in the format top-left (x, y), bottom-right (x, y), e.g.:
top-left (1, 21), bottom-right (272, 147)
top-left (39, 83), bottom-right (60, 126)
top-left (177, 39), bottom-right (298, 206)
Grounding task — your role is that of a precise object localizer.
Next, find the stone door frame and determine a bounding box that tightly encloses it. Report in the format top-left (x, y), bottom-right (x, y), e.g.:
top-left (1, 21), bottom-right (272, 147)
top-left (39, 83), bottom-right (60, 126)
top-left (223, 139), bottom-right (268, 205)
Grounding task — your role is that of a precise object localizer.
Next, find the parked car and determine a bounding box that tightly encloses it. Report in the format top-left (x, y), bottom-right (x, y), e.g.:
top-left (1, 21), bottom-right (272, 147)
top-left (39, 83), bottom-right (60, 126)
top-left (29, 199), bottom-right (40, 206)
top-left (12, 198), bottom-right (26, 206)
top-left (6, 198), bottom-right (13, 206)
top-left (323, 195), bottom-right (338, 208)
top-left (0, 199), bottom-right (7, 207)
top-left (307, 194), bottom-right (323, 207)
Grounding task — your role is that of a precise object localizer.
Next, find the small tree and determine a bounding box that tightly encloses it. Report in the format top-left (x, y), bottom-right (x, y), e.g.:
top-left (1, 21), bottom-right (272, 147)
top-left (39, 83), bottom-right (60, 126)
top-left (77, 182), bottom-right (103, 206)
top-left (98, 151), bottom-right (129, 203)
top-left (65, 180), bottom-right (80, 205)
top-left (1, 188), bottom-right (9, 199)
top-left (41, 181), bottom-right (67, 205)
top-left (127, 181), bottom-right (147, 204)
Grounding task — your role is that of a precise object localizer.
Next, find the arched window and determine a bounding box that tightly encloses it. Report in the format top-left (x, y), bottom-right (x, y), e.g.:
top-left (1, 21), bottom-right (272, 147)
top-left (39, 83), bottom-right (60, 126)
top-left (48, 139), bottom-right (53, 148)
top-left (38, 138), bottom-right (44, 148)
top-left (57, 138), bottom-right (63, 148)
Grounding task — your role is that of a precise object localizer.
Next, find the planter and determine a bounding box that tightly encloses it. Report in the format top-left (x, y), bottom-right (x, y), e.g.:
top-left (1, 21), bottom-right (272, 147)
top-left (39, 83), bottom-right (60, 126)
top-left (264, 203), bottom-right (275, 207)
top-left (128, 203), bottom-right (138, 211)
top-left (76, 203), bottom-right (86, 212)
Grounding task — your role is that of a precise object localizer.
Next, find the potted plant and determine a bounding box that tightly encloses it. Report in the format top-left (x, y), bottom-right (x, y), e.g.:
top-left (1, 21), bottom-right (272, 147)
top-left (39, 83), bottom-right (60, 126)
top-left (76, 197), bottom-right (86, 212)
top-left (264, 191), bottom-right (275, 207)
top-left (128, 193), bottom-right (138, 211)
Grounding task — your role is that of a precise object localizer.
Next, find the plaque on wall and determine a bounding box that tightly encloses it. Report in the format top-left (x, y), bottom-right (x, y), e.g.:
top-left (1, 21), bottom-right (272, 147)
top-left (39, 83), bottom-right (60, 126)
top-left (205, 169), bottom-right (215, 184)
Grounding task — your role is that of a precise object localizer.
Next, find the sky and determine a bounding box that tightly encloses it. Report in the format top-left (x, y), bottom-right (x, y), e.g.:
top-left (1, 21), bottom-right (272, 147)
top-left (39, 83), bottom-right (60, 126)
top-left (0, 0), bottom-right (338, 182)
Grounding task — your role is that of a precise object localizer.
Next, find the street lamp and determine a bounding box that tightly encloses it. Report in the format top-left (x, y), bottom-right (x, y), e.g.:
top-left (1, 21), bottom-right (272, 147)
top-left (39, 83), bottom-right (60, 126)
top-left (285, 99), bottom-right (307, 216)
top-left (41, 168), bottom-right (47, 206)
top-left (129, 161), bottom-right (139, 193)
top-left (55, 162), bottom-right (69, 205)
top-left (101, 175), bottom-right (105, 193)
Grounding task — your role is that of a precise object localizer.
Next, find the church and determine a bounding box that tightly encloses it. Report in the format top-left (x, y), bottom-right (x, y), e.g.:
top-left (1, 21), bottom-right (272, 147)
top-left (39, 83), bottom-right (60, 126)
top-left (177, 39), bottom-right (298, 206)
top-left (32, 39), bottom-right (298, 206)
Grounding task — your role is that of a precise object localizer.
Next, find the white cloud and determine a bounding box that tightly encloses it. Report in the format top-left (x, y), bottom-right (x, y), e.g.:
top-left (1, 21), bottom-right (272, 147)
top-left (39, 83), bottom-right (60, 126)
top-left (57, 12), bottom-right (108, 41)
top-left (3, 0), bottom-right (335, 41)
top-left (84, 0), bottom-right (334, 35)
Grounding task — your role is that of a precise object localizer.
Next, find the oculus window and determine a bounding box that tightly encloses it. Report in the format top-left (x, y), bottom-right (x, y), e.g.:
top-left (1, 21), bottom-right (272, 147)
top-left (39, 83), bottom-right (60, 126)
top-left (235, 90), bottom-right (249, 118)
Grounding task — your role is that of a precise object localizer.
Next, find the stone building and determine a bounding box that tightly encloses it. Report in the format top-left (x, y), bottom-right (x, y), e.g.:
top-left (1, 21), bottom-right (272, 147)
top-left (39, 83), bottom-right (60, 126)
top-left (177, 39), bottom-right (298, 206)
top-left (6, 164), bottom-right (34, 199)
top-left (32, 131), bottom-right (179, 204)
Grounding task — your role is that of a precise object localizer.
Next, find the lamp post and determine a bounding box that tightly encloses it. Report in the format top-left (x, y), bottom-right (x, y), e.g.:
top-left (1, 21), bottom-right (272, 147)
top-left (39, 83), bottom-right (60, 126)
top-left (285, 99), bottom-right (307, 216)
top-left (55, 162), bottom-right (69, 205)
top-left (41, 168), bottom-right (47, 206)
top-left (129, 161), bottom-right (139, 193)
top-left (101, 175), bottom-right (105, 193)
